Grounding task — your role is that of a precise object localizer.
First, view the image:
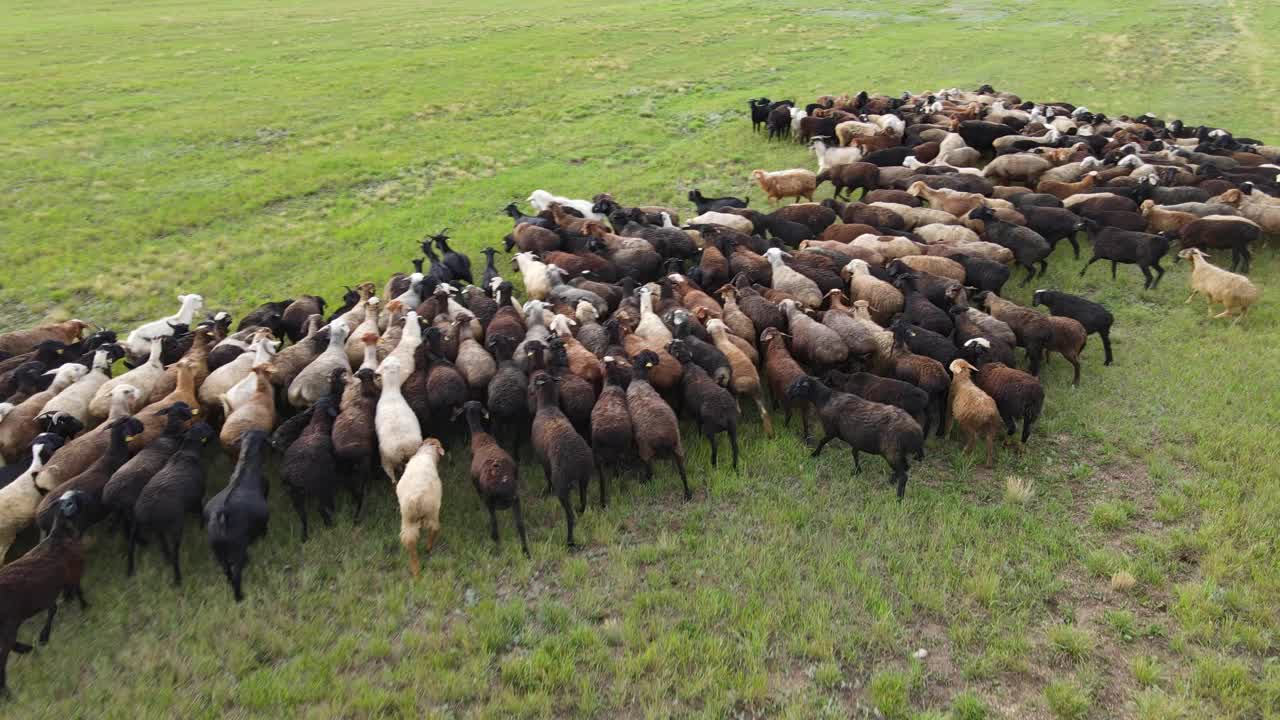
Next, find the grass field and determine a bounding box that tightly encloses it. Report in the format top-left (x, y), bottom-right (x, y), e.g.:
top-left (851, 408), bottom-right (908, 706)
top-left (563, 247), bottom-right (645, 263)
top-left (3, 0), bottom-right (1280, 717)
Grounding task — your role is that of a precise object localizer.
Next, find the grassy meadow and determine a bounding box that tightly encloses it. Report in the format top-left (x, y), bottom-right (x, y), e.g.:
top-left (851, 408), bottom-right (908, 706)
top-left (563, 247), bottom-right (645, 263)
top-left (3, 0), bottom-right (1280, 717)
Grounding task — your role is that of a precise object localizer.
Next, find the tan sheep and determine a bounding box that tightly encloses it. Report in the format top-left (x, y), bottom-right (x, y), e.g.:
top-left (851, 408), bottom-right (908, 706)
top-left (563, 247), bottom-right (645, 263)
top-left (946, 361), bottom-right (1003, 467)
top-left (982, 153), bottom-right (1052, 186)
top-left (895, 255), bottom-right (967, 283)
top-left (842, 259), bottom-right (904, 324)
top-left (1140, 200), bottom-right (1197, 234)
top-left (751, 169), bottom-right (817, 204)
top-left (914, 223), bottom-right (981, 245)
top-left (907, 181), bottom-right (986, 217)
top-left (849, 233), bottom-right (925, 261)
top-left (925, 239), bottom-right (1016, 265)
top-left (688, 211), bottom-right (755, 234)
top-left (1178, 249), bottom-right (1261, 322)
top-left (870, 202), bottom-right (956, 229)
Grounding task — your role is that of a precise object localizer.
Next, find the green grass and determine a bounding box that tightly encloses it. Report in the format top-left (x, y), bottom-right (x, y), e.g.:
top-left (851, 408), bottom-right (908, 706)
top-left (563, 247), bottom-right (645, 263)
top-left (2, 0), bottom-right (1280, 717)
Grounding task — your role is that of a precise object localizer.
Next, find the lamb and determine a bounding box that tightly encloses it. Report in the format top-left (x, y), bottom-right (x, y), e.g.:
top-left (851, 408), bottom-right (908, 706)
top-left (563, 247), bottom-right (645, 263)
top-left (396, 438), bottom-right (446, 576)
top-left (459, 401), bottom-right (529, 556)
top-left (203, 430), bottom-right (270, 602)
top-left (946, 360), bottom-right (1003, 466)
top-left (375, 357), bottom-right (422, 483)
top-left (0, 490), bottom-right (88, 696)
top-left (751, 169), bottom-right (818, 204)
top-left (669, 341), bottom-right (740, 471)
top-left (973, 362), bottom-right (1044, 444)
top-left (123, 294), bottom-right (203, 362)
top-left (530, 374), bottom-right (593, 548)
top-left (1177, 249), bottom-right (1261, 322)
top-left (625, 351), bottom-right (690, 498)
top-left (130, 422), bottom-right (216, 586)
top-left (526, 189), bottom-right (602, 221)
top-left (785, 376), bottom-right (924, 500)
top-left (1079, 225), bottom-right (1171, 289)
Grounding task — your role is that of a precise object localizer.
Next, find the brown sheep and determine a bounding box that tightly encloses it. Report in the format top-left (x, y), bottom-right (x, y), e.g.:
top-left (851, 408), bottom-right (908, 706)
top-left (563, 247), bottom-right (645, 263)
top-left (1044, 316), bottom-right (1087, 386)
top-left (946, 360), bottom-right (1003, 466)
top-left (751, 169), bottom-right (818, 204)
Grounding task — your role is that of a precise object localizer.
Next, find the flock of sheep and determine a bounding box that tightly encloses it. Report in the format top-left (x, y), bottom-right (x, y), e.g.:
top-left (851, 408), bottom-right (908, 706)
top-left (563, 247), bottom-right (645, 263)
top-left (0, 83), bottom-right (1274, 696)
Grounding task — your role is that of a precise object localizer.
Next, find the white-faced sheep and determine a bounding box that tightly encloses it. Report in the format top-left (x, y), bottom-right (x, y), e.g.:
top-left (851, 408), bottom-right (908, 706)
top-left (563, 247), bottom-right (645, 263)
top-left (1177, 249), bottom-right (1261, 322)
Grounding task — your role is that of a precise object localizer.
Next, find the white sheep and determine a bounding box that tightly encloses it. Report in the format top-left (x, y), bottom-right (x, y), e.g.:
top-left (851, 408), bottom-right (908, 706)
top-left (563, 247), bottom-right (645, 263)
top-left (810, 139), bottom-right (862, 172)
top-left (396, 438), bottom-right (445, 576)
top-left (0, 440), bottom-right (58, 563)
top-left (527, 190), bottom-right (602, 220)
top-left (687, 211), bottom-right (754, 234)
top-left (1179, 249), bottom-right (1261, 322)
top-left (513, 252), bottom-right (551, 301)
top-left (124, 293), bottom-right (203, 360)
top-left (375, 357), bottom-right (423, 483)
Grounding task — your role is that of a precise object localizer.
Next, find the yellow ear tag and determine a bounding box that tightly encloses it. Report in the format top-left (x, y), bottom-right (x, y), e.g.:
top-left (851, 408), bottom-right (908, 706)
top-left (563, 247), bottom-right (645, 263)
top-left (125, 436), bottom-right (135, 443)
top-left (192, 409), bottom-right (200, 415)
top-left (645, 362), bottom-right (654, 368)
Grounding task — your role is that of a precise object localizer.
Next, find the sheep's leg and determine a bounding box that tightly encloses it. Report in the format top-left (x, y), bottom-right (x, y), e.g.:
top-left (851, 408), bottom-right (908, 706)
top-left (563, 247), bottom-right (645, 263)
top-left (37, 605), bottom-right (56, 644)
top-left (851, 450), bottom-right (862, 473)
top-left (540, 461), bottom-right (553, 496)
top-left (484, 499), bottom-right (500, 544)
top-left (380, 458), bottom-right (398, 485)
top-left (1138, 264), bottom-right (1153, 289)
top-left (728, 426), bottom-right (740, 473)
top-left (511, 498), bottom-right (531, 558)
top-left (943, 411), bottom-right (953, 439)
top-left (641, 462), bottom-right (654, 484)
top-left (169, 533), bottom-right (184, 587)
top-left (1037, 259), bottom-right (1049, 278)
top-left (1021, 414), bottom-right (1035, 444)
top-left (1019, 263), bottom-right (1036, 287)
top-left (595, 459), bottom-right (608, 508)
top-left (1099, 330), bottom-right (1114, 365)
top-left (1185, 290), bottom-right (1198, 304)
top-left (406, 536), bottom-right (421, 577)
top-left (559, 492), bottom-right (577, 549)
top-left (126, 524), bottom-right (139, 577)
top-left (799, 406), bottom-right (813, 444)
top-left (985, 434), bottom-right (995, 467)
top-left (1003, 413), bottom-right (1017, 437)
top-left (674, 454), bottom-right (691, 500)
top-left (1150, 261), bottom-right (1165, 288)
top-left (426, 526), bottom-right (439, 554)
top-left (810, 434), bottom-right (833, 458)
top-left (1079, 256), bottom-right (1101, 277)
top-left (1069, 355), bottom-right (1081, 386)
top-left (1213, 309), bottom-right (1233, 319)
top-left (1068, 234), bottom-right (1081, 260)
top-left (707, 431), bottom-right (718, 467)
top-left (577, 471), bottom-right (588, 514)
top-left (1110, 260), bottom-right (1118, 280)
top-left (893, 463), bottom-right (909, 501)
top-left (289, 489), bottom-right (309, 542)
top-left (753, 392), bottom-right (774, 437)
top-left (783, 404), bottom-right (792, 428)
top-left (230, 564), bottom-right (245, 603)
top-left (1240, 247), bottom-right (1251, 275)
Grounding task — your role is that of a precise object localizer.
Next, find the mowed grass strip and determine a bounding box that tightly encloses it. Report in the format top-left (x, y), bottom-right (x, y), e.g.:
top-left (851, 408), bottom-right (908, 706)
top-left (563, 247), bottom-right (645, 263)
top-left (2, 0), bottom-right (1279, 717)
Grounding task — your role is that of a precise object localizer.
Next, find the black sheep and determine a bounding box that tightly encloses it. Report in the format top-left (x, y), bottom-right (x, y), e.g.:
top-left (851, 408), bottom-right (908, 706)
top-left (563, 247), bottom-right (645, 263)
top-left (748, 97), bottom-right (772, 133)
top-left (969, 206), bottom-right (1051, 285)
top-left (973, 362), bottom-right (1044, 444)
top-left (236, 299), bottom-right (291, 336)
top-left (1021, 206), bottom-right (1088, 259)
top-left (1079, 225), bottom-right (1170, 289)
top-left (669, 340), bottom-right (740, 471)
top-left (204, 430), bottom-right (271, 602)
top-left (947, 253), bottom-right (1010, 295)
top-left (282, 396), bottom-right (340, 542)
top-left (786, 376), bottom-right (923, 500)
top-left (688, 189), bottom-right (748, 213)
top-left (480, 248), bottom-right (502, 291)
top-left (0, 491), bottom-right (88, 696)
top-left (890, 319), bottom-right (958, 367)
top-left (431, 229), bottom-right (473, 285)
top-left (1031, 290), bottom-right (1115, 365)
top-left (130, 422), bottom-right (215, 586)
top-left (530, 373), bottom-right (593, 548)
top-left (824, 370), bottom-right (932, 438)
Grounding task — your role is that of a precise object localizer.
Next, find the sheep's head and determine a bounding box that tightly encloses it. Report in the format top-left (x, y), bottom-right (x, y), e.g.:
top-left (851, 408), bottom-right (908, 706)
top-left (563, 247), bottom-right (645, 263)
top-left (949, 359), bottom-right (978, 376)
top-left (842, 258), bottom-right (870, 277)
top-left (420, 437), bottom-right (446, 461)
top-left (784, 375), bottom-right (817, 402)
top-left (1176, 248), bottom-right (1206, 265)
